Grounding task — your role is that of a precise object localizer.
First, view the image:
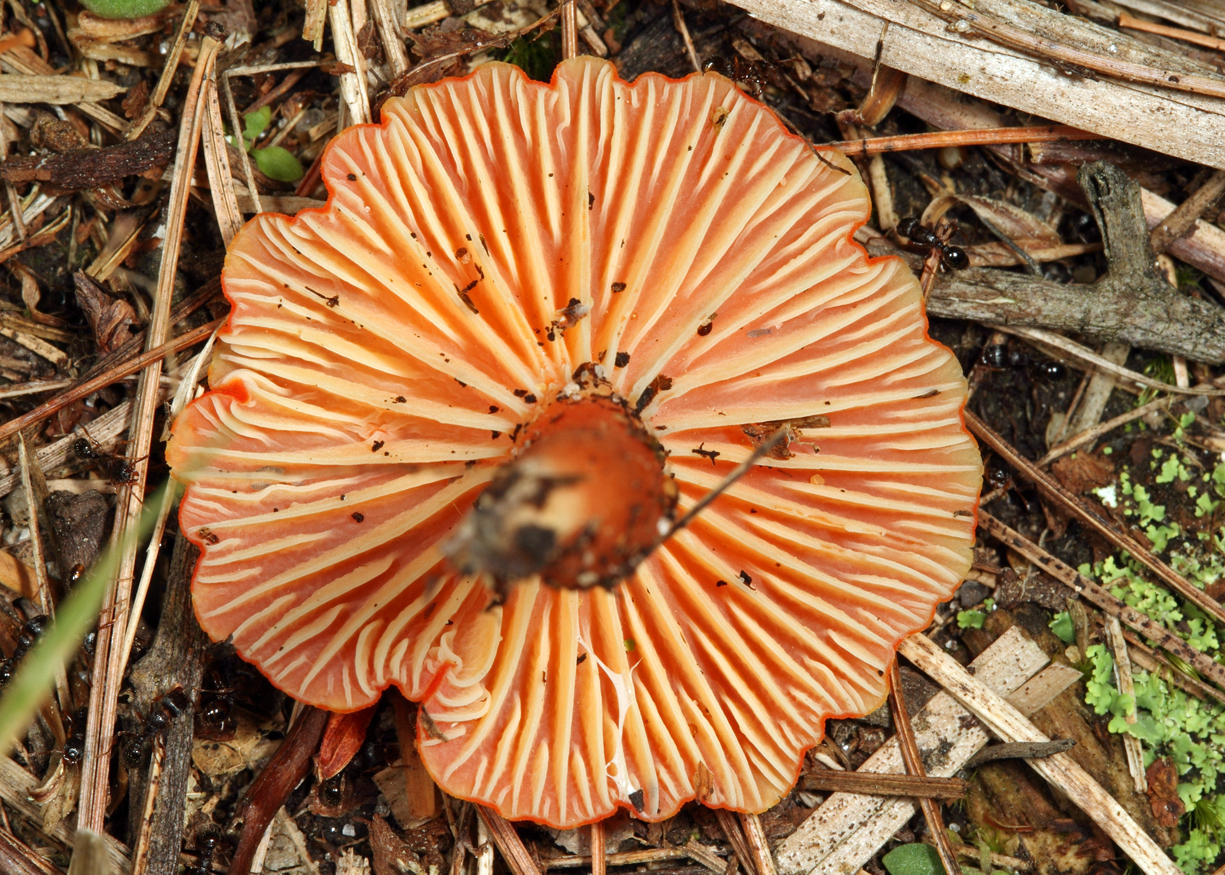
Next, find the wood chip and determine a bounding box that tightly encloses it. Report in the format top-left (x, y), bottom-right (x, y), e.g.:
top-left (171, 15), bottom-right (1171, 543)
top-left (0, 74), bottom-right (124, 104)
top-left (723, 0), bottom-right (1225, 170)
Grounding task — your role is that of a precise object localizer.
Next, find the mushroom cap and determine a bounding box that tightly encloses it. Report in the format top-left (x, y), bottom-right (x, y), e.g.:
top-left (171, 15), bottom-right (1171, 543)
top-left (167, 56), bottom-right (982, 828)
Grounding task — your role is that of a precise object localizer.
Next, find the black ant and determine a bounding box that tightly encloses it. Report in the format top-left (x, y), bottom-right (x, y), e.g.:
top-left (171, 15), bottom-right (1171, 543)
top-left (0, 614), bottom-right (47, 686)
top-left (979, 343), bottom-right (1066, 381)
top-left (185, 827), bottom-right (221, 875)
top-left (73, 431), bottom-right (137, 484)
top-left (63, 706), bottom-right (88, 767)
top-left (196, 690), bottom-right (236, 741)
top-left (122, 687), bottom-right (190, 767)
top-left (896, 217), bottom-right (970, 271)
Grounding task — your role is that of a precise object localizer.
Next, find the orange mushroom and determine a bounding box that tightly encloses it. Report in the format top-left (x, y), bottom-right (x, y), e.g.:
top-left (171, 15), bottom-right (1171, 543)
top-left (167, 56), bottom-right (982, 828)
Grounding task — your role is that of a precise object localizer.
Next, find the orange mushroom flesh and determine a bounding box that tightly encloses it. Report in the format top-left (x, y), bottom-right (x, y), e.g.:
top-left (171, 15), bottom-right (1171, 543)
top-left (167, 57), bottom-right (982, 828)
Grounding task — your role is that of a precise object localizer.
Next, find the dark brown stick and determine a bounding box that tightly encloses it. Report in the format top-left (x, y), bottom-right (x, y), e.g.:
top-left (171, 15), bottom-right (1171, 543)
top-left (228, 706), bottom-right (329, 875)
top-left (887, 661), bottom-right (958, 875)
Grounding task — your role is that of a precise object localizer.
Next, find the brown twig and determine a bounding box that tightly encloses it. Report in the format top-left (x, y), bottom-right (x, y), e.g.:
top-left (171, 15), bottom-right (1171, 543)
top-left (1148, 168), bottom-right (1225, 255)
top-left (827, 124), bottom-right (1097, 157)
top-left (589, 818), bottom-right (605, 875)
top-left (714, 809), bottom-right (756, 875)
top-left (1117, 10), bottom-right (1225, 53)
top-left (967, 410), bottom-right (1225, 629)
top-left (799, 767), bottom-right (967, 798)
top-left (887, 661), bottom-right (958, 875)
top-left (0, 318), bottom-right (221, 446)
top-left (740, 813), bottom-right (777, 875)
top-left (228, 706), bottom-right (330, 875)
top-left (475, 806), bottom-right (543, 875)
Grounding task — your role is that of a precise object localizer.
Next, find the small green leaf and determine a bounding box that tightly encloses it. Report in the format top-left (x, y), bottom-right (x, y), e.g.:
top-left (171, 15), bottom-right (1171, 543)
top-left (242, 106), bottom-right (273, 149)
top-left (882, 843), bottom-right (942, 875)
top-left (254, 146), bottom-right (305, 182)
top-left (957, 609), bottom-right (985, 629)
top-left (79, 0), bottom-right (170, 17)
top-left (1050, 611), bottom-right (1075, 644)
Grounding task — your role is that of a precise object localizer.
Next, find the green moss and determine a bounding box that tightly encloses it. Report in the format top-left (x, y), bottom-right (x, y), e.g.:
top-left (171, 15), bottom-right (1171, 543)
top-left (1079, 441), bottom-right (1225, 872)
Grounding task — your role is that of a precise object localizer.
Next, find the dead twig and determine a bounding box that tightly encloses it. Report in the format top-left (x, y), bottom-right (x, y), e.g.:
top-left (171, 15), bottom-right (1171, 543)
top-left (229, 706), bottom-right (330, 875)
top-left (977, 511), bottom-right (1225, 698)
top-left (827, 124), bottom-right (1097, 157)
top-left (887, 661), bottom-right (958, 875)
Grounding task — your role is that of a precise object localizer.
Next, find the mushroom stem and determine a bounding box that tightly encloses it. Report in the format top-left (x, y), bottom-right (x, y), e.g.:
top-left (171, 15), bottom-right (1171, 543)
top-left (443, 376), bottom-right (675, 591)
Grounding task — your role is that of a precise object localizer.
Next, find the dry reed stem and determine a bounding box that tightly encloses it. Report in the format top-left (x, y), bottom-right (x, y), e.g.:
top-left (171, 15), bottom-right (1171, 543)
top-left (75, 35), bottom-right (221, 837)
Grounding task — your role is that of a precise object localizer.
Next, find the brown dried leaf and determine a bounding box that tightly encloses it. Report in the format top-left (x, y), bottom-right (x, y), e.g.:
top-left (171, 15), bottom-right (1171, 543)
top-left (0, 549), bottom-right (36, 598)
top-left (10, 262), bottom-right (62, 327)
top-left (1145, 758), bottom-right (1184, 828)
top-left (955, 195), bottom-right (1063, 247)
top-left (72, 271), bottom-right (139, 354)
top-left (316, 705), bottom-right (376, 780)
top-left (1050, 451), bottom-right (1115, 495)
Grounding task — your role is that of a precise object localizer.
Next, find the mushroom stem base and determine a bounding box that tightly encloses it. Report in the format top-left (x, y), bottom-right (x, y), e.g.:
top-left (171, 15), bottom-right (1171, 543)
top-left (444, 379), bottom-right (675, 591)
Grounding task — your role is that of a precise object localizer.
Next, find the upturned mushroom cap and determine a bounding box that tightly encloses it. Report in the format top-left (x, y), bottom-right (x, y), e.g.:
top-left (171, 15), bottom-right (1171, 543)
top-left (167, 56), bottom-right (981, 828)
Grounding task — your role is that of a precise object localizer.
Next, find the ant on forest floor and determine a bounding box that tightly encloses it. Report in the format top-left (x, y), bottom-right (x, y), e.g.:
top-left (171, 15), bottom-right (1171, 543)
top-left (978, 342), bottom-right (1067, 382)
top-left (0, 614), bottom-right (47, 687)
top-left (72, 428), bottom-right (137, 484)
top-left (896, 217), bottom-right (970, 271)
top-left (122, 687), bottom-right (191, 767)
top-left (185, 827), bottom-right (224, 875)
top-left (62, 706), bottom-right (88, 767)
top-left (895, 216), bottom-right (970, 299)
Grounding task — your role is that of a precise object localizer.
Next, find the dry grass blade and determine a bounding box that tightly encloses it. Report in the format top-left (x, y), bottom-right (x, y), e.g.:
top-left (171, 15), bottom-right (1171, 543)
top-left (75, 35), bottom-right (222, 838)
top-left (899, 634), bottom-right (1181, 875)
top-left (200, 73), bottom-right (243, 245)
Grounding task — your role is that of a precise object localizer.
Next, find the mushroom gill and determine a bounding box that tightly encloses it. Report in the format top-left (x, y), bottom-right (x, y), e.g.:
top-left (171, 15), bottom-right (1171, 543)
top-left (167, 56), bottom-right (982, 828)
